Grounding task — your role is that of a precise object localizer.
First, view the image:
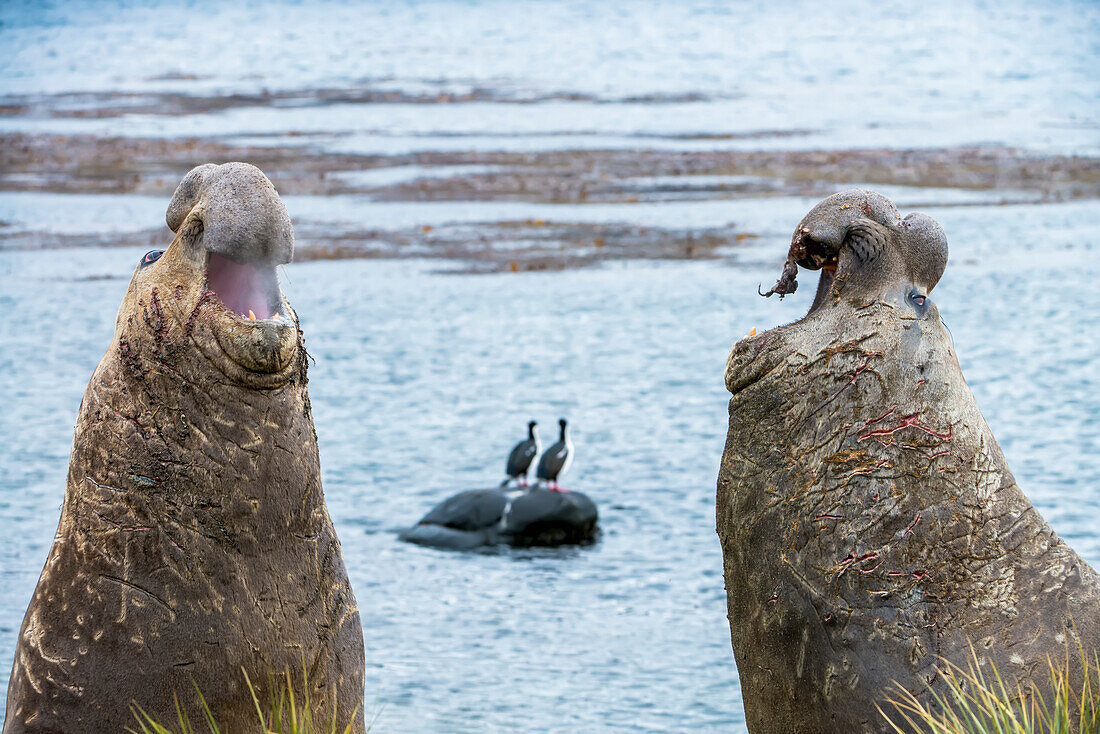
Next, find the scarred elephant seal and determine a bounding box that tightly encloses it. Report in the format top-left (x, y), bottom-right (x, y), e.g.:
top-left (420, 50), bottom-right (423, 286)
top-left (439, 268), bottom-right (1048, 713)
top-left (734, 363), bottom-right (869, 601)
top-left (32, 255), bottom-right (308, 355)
top-left (717, 190), bottom-right (1100, 732)
top-left (4, 163), bottom-right (365, 732)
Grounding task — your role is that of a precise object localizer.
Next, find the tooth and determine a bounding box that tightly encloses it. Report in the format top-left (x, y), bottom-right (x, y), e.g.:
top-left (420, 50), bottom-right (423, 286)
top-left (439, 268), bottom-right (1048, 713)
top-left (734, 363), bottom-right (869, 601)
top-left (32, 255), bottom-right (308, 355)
top-left (248, 310), bottom-right (257, 321)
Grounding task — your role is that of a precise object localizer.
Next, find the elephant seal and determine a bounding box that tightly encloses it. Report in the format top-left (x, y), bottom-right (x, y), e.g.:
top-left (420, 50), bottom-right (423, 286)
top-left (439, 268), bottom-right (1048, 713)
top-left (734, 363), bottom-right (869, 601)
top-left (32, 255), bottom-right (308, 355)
top-left (400, 487), bottom-right (599, 550)
top-left (4, 163), bottom-right (365, 733)
top-left (717, 190), bottom-right (1100, 732)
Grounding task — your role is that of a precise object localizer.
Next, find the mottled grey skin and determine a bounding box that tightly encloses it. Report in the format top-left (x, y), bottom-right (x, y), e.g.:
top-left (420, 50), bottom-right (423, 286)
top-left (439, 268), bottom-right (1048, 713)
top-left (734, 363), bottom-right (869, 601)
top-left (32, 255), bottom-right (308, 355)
top-left (718, 190), bottom-right (1100, 733)
top-left (4, 164), bottom-right (365, 733)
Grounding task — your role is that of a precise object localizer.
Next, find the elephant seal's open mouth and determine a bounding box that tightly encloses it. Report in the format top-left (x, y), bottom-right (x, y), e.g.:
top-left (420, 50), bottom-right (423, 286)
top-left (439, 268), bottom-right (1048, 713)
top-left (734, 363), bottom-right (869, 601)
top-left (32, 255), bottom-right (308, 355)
top-left (145, 162), bottom-right (301, 386)
top-left (201, 250), bottom-right (297, 380)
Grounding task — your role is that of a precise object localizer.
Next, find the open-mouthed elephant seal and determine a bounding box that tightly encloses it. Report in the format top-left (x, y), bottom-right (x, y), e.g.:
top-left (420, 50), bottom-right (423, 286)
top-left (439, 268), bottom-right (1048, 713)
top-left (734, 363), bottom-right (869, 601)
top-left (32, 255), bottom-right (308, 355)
top-left (4, 163), bottom-right (365, 733)
top-left (717, 190), bottom-right (1100, 732)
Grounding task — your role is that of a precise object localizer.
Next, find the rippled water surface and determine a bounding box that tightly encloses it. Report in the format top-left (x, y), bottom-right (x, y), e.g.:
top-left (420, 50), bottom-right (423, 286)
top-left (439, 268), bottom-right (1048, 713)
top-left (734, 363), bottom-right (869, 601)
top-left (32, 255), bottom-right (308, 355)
top-left (2, 0), bottom-right (1099, 730)
top-left (2, 201), bottom-right (1099, 730)
top-left (2, 0), bottom-right (1099, 153)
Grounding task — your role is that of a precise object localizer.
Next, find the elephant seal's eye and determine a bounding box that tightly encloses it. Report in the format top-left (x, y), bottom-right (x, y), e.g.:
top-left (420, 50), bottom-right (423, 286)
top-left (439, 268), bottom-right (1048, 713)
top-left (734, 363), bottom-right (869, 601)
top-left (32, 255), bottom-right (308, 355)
top-left (910, 293), bottom-right (927, 307)
top-left (140, 250), bottom-right (164, 269)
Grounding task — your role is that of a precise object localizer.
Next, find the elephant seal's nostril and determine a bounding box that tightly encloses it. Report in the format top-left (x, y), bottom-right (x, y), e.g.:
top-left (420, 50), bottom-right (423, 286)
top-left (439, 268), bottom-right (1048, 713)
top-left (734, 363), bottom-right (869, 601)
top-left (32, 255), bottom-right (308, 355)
top-left (761, 189), bottom-right (903, 299)
top-left (166, 163), bottom-right (217, 233)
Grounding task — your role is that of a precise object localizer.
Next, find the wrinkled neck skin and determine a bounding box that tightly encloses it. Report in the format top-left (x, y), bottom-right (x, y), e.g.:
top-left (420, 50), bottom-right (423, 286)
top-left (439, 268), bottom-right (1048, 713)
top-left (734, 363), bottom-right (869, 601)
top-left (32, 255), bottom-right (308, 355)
top-left (718, 191), bottom-right (1100, 733)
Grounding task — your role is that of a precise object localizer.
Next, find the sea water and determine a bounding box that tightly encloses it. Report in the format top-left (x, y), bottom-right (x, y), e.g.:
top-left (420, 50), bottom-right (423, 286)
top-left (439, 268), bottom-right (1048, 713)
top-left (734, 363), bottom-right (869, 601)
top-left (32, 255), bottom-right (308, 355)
top-left (1, 0), bottom-right (1098, 730)
top-left (2, 200), bottom-right (1098, 729)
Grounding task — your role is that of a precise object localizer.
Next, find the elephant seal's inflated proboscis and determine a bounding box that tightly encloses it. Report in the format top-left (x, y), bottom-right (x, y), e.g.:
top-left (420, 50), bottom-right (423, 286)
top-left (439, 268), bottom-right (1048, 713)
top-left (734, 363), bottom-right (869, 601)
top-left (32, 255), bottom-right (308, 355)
top-left (717, 190), bottom-right (1100, 733)
top-left (4, 164), bottom-right (365, 733)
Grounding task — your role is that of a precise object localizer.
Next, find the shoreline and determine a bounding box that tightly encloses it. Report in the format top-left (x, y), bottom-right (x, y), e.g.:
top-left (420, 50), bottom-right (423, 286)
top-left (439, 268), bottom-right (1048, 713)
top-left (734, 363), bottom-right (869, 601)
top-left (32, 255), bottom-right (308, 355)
top-left (4, 133), bottom-right (1097, 201)
top-left (3, 132), bottom-right (1096, 272)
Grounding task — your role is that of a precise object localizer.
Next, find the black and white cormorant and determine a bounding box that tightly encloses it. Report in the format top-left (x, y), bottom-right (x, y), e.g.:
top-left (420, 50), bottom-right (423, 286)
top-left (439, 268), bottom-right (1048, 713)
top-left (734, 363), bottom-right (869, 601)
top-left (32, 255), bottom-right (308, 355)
top-left (536, 418), bottom-right (573, 491)
top-left (502, 420), bottom-right (540, 487)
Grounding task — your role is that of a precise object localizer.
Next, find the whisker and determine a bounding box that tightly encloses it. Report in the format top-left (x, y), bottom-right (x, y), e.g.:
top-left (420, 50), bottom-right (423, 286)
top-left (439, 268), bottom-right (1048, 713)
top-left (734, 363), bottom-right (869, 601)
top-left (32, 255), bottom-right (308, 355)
top-left (940, 316), bottom-right (954, 346)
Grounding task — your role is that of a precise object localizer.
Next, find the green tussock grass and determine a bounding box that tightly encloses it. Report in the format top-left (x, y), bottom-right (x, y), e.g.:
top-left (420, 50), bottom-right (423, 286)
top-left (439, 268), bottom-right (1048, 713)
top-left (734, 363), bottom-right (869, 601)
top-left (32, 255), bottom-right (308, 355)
top-left (879, 644), bottom-right (1100, 734)
top-left (128, 666), bottom-right (373, 734)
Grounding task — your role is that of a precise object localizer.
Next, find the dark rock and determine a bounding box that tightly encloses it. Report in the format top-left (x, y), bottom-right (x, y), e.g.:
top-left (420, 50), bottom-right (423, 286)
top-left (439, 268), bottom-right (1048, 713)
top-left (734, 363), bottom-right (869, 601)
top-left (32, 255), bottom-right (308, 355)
top-left (400, 487), bottom-right (598, 550)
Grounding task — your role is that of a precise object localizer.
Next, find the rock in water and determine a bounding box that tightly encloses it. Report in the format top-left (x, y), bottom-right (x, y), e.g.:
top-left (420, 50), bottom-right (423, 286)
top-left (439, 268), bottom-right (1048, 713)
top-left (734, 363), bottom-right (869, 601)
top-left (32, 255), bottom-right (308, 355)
top-left (4, 164), bottom-right (365, 733)
top-left (400, 487), bottom-right (598, 549)
top-left (717, 190), bottom-right (1100, 733)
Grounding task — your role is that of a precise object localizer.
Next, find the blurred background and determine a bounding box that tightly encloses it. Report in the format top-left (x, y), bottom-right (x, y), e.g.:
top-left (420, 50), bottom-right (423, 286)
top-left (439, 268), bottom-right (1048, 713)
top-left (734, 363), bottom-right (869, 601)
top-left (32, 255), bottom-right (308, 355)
top-left (1, 1), bottom-right (1097, 730)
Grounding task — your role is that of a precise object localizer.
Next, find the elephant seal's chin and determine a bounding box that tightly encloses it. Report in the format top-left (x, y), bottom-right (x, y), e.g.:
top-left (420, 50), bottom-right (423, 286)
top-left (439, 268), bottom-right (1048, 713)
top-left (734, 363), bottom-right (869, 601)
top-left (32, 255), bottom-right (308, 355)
top-left (725, 267), bottom-right (833, 397)
top-left (724, 322), bottom-right (796, 397)
top-left (200, 252), bottom-right (299, 387)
